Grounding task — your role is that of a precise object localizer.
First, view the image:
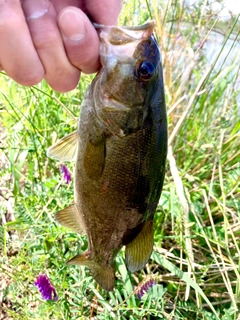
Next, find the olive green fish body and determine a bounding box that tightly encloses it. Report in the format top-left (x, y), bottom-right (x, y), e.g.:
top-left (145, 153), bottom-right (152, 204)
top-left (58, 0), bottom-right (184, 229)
top-left (47, 21), bottom-right (167, 291)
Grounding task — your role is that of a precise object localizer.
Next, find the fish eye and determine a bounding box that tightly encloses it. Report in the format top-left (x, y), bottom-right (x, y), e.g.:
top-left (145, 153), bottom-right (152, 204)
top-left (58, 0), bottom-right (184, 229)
top-left (135, 61), bottom-right (155, 81)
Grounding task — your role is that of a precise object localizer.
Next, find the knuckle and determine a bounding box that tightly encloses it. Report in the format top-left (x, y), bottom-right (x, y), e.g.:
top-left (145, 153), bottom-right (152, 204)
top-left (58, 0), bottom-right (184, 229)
top-left (68, 49), bottom-right (99, 74)
top-left (79, 56), bottom-right (100, 74)
top-left (46, 71), bottom-right (80, 93)
top-left (33, 30), bottom-right (60, 51)
top-left (0, 10), bottom-right (24, 30)
top-left (52, 83), bottom-right (77, 93)
top-left (13, 69), bottom-right (44, 86)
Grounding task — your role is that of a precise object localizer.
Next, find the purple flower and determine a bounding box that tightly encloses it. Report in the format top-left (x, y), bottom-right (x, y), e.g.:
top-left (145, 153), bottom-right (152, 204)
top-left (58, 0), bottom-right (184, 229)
top-left (176, 33), bottom-right (181, 40)
top-left (35, 274), bottom-right (58, 301)
top-left (60, 164), bottom-right (71, 184)
top-left (136, 278), bottom-right (157, 299)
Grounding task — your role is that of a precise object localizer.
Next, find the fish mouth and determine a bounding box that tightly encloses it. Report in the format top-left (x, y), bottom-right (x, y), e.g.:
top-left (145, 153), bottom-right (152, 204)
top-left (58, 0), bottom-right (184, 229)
top-left (101, 96), bottom-right (131, 110)
top-left (97, 21), bottom-right (156, 64)
top-left (93, 20), bottom-right (156, 44)
top-left (93, 20), bottom-right (155, 42)
top-left (98, 90), bottom-right (136, 111)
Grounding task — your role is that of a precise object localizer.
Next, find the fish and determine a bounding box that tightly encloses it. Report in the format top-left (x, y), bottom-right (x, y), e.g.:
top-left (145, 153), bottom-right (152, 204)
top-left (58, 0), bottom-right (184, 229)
top-left (47, 20), bottom-right (168, 291)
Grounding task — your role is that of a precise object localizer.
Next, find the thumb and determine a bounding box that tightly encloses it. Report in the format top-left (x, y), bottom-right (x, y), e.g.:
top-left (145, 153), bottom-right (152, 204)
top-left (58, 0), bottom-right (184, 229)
top-left (58, 7), bottom-right (100, 74)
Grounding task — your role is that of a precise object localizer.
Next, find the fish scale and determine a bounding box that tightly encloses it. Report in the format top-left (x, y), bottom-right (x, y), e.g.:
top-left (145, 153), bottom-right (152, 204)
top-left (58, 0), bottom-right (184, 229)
top-left (47, 21), bottom-right (167, 291)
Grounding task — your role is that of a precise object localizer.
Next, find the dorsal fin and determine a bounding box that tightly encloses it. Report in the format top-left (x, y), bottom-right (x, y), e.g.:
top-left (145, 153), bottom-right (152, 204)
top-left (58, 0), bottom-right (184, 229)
top-left (47, 131), bottom-right (78, 161)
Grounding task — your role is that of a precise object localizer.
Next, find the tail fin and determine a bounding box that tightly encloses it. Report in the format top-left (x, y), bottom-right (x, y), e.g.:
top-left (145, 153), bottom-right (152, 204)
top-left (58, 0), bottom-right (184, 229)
top-left (68, 253), bottom-right (115, 291)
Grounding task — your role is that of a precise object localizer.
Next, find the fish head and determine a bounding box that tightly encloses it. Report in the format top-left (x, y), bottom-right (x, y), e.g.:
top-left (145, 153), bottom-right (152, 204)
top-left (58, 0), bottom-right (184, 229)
top-left (95, 21), bottom-right (162, 109)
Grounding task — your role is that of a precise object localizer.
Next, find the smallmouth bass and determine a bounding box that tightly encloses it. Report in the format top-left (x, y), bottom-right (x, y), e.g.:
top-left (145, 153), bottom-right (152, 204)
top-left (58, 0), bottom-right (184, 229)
top-left (47, 21), bottom-right (167, 291)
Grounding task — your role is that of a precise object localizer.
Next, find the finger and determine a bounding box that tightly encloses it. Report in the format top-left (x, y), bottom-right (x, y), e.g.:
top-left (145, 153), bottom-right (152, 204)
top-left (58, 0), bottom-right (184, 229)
top-left (0, 0), bottom-right (44, 86)
top-left (58, 7), bottom-right (100, 74)
top-left (22, 0), bottom-right (80, 92)
top-left (86, 0), bottom-right (123, 25)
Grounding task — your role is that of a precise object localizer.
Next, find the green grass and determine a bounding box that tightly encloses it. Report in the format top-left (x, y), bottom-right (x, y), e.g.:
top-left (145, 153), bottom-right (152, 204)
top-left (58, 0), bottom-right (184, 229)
top-left (0, 0), bottom-right (239, 319)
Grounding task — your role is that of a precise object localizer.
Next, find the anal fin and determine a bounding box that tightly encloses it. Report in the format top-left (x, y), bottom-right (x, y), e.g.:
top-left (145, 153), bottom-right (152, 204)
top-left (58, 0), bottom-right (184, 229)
top-left (47, 131), bottom-right (78, 161)
top-left (68, 253), bottom-right (115, 291)
top-left (125, 220), bottom-right (154, 273)
top-left (55, 204), bottom-right (85, 235)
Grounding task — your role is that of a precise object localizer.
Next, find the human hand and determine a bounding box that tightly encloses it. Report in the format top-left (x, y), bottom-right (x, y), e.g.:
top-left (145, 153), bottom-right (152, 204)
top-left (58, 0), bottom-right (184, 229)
top-left (0, 0), bottom-right (122, 92)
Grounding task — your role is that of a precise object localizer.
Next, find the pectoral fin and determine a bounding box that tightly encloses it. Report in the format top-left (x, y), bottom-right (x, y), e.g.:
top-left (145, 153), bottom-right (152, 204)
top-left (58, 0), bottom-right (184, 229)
top-left (68, 252), bottom-right (115, 291)
top-left (55, 204), bottom-right (85, 235)
top-left (83, 137), bottom-right (105, 180)
top-left (47, 131), bottom-right (78, 161)
top-left (125, 220), bottom-right (154, 273)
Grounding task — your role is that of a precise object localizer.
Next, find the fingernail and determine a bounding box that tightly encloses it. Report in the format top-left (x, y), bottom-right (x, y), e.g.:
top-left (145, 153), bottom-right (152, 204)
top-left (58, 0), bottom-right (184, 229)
top-left (59, 9), bottom-right (86, 41)
top-left (23, 0), bottom-right (49, 20)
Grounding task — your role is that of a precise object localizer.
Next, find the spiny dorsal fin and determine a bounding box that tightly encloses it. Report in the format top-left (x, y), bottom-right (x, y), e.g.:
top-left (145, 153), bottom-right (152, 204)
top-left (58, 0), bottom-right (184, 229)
top-left (47, 131), bottom-right (78, 161)
top-left (55, 204), bottom-right (85, 235)
top-left (125, 220), bottom-right (154, 273)
top-left (68, 253), bottom-right (115, 291)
